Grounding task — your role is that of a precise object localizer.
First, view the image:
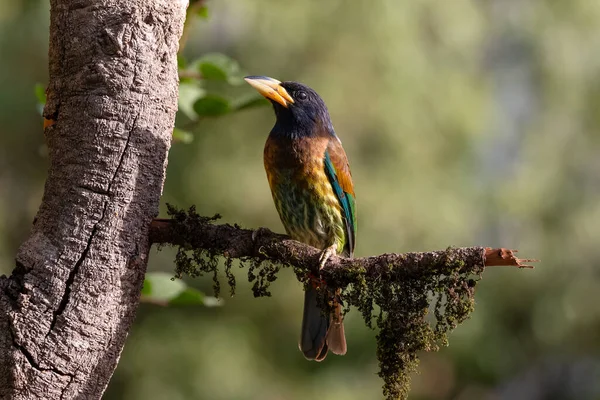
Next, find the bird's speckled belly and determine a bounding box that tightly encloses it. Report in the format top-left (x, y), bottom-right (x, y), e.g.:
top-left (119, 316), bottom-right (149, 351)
top-left (269, 171), bottom-right (346, 253)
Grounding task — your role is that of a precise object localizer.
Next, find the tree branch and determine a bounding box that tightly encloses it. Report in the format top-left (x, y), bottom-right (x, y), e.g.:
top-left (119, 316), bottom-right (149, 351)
top-left (150, 213), bottom-right (537, 285)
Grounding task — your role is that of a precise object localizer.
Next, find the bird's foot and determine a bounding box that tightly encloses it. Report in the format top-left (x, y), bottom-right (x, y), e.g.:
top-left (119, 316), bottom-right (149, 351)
top-left (252, 227), bottom-right (270, 242)
top-left (318, 243), bottom-right (338, 270)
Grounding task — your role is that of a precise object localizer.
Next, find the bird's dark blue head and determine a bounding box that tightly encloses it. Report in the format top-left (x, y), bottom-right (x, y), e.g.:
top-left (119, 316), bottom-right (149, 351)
top-left (245, 76), bottom-right (335, 139)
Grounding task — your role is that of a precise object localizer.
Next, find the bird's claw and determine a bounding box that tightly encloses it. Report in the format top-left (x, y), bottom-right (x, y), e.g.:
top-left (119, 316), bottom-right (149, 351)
top-left (318, 244), bottom-right (337, 270)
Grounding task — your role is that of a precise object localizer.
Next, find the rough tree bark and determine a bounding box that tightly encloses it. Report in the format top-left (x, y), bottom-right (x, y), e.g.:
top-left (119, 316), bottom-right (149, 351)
top-left (0, 1), bottom-right (186, 399)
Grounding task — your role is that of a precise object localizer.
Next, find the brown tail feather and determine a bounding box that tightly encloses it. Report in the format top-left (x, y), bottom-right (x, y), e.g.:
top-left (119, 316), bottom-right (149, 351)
top-left (326, 300), bottom-right (347, 355)
top-left (300, 287), bottom-right (347, 360)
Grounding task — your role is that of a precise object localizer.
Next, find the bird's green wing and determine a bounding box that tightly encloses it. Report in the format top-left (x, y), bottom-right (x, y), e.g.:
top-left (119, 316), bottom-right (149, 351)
top-left (324, 138), bottom-right (356, 257)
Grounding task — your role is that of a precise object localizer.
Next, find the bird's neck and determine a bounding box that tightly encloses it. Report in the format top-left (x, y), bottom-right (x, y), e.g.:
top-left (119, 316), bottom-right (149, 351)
top-left (270, 116), bottom-right (335, 141)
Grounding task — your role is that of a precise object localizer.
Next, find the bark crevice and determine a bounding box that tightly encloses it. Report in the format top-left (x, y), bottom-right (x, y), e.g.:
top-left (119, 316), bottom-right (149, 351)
top-left (48, 224), bottom-right (99, 332)
top-left (9, 329), bottom-right (74, 379)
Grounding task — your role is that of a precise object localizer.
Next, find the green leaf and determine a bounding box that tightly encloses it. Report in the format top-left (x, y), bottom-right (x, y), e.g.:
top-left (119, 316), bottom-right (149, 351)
top-left (35, 83), bottom-right (46, 115)
top-left (141, 272), bottom-right (215, 307)
top-left (34, 83), bottom-right (46, 104)
top-left (232, 94), bottom-right (270, 112)
top-left (193, 94), bottom-right (231, 117)
top-left (141, 278), bottom-right (153, 296)
top-left (168, 288), bottom-right (204, 305)
top-left (142, 272), bottom-right (186, 303)
top-left (195, 53), bottom-right (243, 84)
top-left (178, 82), bottom-right (206, 120)
top-left (169, 288), bottom-right (221, 306)
top-left (199, 62), bottom-right (228, 81)
top-left (173, 128), bottom-right (194, 144)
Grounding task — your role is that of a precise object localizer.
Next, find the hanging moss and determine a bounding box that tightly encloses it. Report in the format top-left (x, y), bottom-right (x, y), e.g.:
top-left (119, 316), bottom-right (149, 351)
top-left (165, 205), bottom-right (484, 400)
top-left (335, 250), bottom-right (482, 399)
top-left (169, 205), bottom-right (235, 298)
top-left (247, 258), bottom-right (281, 297)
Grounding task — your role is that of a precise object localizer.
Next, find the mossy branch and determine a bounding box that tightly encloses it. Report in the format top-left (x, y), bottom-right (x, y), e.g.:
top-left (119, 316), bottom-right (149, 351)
top-left (150, 208), bottom-right (535, 281)
top-left (150, 205), bottom-right (537, 400)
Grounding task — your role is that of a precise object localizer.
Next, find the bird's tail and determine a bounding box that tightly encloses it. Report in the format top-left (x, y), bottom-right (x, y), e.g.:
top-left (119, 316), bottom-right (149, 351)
top-left (300, 286), bottom-right (346, 361)
top-left (326, 290), bottom-right (347, 356)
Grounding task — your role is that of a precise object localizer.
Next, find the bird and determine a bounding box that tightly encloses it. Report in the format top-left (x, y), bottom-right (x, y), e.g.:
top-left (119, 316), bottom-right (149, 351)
top-left (245, 76), bottom-right (356, 361)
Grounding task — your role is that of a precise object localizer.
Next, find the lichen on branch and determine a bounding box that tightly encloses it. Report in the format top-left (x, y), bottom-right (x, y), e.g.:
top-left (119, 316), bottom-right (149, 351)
top-left (150, 205), bottom-right (536, 400)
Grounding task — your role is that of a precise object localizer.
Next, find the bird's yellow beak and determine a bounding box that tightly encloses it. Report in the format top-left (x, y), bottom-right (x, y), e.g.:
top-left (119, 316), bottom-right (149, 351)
top-left (244, 76), bottom-right (294, 108)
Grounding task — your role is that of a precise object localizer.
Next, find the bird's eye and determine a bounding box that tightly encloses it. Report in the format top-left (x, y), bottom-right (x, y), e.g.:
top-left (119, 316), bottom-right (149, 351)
top-left (297, 91), bottom-right (307, 101)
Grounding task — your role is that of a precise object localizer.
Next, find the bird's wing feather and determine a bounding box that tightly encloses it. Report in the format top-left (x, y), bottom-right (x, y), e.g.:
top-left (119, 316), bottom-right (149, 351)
top-left (324, 138), bottom-right (356, 257)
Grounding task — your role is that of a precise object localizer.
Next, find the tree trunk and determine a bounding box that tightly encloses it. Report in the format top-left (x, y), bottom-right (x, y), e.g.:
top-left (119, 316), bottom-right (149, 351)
top-left (0, 1), bottom-right (186, 398)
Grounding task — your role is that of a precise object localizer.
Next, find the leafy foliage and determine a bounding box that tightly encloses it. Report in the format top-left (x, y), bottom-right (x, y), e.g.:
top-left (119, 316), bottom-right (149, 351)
top-left (174, 52), bottom-right (268, 142)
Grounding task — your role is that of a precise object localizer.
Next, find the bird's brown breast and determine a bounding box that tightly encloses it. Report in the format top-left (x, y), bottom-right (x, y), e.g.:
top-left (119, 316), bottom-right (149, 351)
top-left (264, 135), bottom-right (330, 186)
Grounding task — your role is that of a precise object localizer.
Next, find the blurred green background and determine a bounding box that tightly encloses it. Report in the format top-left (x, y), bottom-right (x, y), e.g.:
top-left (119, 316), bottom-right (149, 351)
top-left (2, 0), bottom-right (600, 399)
